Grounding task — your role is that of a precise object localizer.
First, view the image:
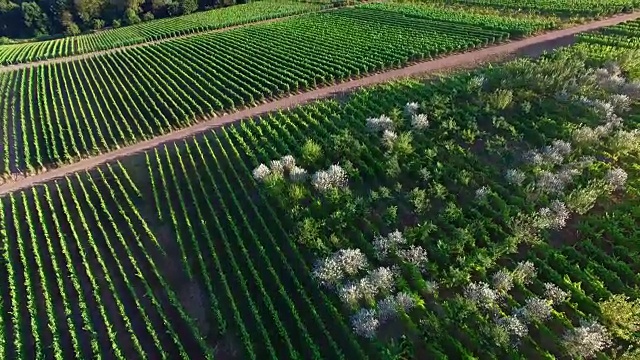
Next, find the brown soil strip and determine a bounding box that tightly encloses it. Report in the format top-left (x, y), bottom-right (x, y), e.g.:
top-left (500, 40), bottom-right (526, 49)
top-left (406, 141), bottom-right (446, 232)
top-left (0, 11), bottom-right (638, 195)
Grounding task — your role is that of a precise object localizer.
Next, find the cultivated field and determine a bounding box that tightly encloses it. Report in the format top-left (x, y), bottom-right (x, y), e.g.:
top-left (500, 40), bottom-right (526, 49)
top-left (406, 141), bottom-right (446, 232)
top-left (578, 18), bottom-right (640, 49)
top-left (0, 1), bottom-right (322, 66)
top-left (436, 0), bottom-right (640, 16)
top-left (1, 11), bottom-right (640, 357)
top-left (0, 4), bottom-right (559, 177)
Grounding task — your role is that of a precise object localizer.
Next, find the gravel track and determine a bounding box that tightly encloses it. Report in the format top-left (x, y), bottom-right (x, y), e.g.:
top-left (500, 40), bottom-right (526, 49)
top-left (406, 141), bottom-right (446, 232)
top-left (0, 11), bottom-right (638, 195)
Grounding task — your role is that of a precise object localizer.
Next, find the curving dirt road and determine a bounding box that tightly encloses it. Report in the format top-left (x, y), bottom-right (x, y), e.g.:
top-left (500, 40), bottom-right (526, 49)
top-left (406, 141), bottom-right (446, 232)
top-left (0, 11), bottom-right (638, 195)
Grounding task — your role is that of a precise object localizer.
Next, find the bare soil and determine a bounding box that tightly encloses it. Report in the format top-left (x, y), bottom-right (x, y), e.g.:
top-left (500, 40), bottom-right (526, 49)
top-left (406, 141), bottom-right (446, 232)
top-left (0, 11), bottom-right (639, 196)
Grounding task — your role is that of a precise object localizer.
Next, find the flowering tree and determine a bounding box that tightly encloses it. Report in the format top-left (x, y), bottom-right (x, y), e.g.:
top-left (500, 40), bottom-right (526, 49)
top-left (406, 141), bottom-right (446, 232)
top-left (464, 282), bottom-right (499, 310)
top-left (605, 168), bottom-right (627, 190)
top-left (411, 113), bottom-right (429, 130)
top-left (373, 230), bottom-right (407, 260)
top-left (382, 130), bottom-right (398, 149)
top-left (367, 267), bottom-right (397, 295)
top-left (366, 115), bottom-right (395, 132)
top-left (397, 245), bottom-right (428, 270)
top-left (527, 140), bottom-right (572, 166)
top-left (496, 315), bottom-right (529, 343)
top-left (512, 261), bottom-right (536, 285)
top-left (289, 166), bottom-right (308, 183)
top-left (312, 164), bottom-right (349, 193)
top-left (312, 248), bottom-right (369, 288)
top-left (517, 297), bottom-right (552, 323)
top-left (252, 164), bottom-right (271, 181)
top-left (377, 292), bottom-right (416, 324)
top-left (404, 102), bottom-right (420, 116)
top-left (533, 200), bottom-right (570, 230)
top-left (543, 283), bottom-right (569, 305)
top-left (505, 169), bottom-right (526, 186)
top-left (312, 256), bottom-right (344, 288)
top-left (562, 320), bottom-right (612, 359)
top-left (492, 270), bottom-right (514, 294)
top-left (351, 308), bottom-right (379, 339)
top-left (536, 168), bottom-right (580, 194)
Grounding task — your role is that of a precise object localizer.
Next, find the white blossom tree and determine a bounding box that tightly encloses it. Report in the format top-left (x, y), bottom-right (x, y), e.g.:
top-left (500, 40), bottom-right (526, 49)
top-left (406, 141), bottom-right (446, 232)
top-left (270, 159), bottom-right (285, 175)
top-left (252, 164), bottom-right (271, 181)
top-left (366, 115), bottom-right (394, 132)
top-left (610, 93), bottom-right (631, 112)
top-left (289, 166), bottom-right (308, 183)
top-left (394, 292), bottom-right (416, 312)
top-left (411, 113), bottom-right (429, 130)
top-left (464, 282), bottom-right (499, 309)
top-left (367, 267), bottom-right (396, 294)
top-left (337, 248), bottom-right (370, 276)
top-left (497, 315), bottom-right (529, 342)
top-left (382, 130), bottom-right (398, 149)
top-left (562, 320), bottom-right (612, 359)
top-left (397, 245), bottom-right (428, 270)
top-left (543, 283), bottom-right (570, 305)
top-left (533, 200), bottom-right (570, 230)
top-left (404, 102), bottom-right (420, 116)
top-left (512, 261), bottom-right (536, 285)
top-left (536, 168), bottom-right (580, 194)
top-left (312, 164), bottom-right (348, 192)
top-left (312, 256), bottom-right (344, 288)
top-left (280, 155), bottom-right (296, 171)
top-left (313, 248), bottom-right (369, 288)
top-left (505, 169), bottom-right (526, 186)
top-left (492, 269), bottom-right (514, 294)
top-left (351, 308), bottom-right (380, 339)
top-left (475, 186), bottom-right (491, 200)
top-left (376, 295), bottom-right (399, 323)
top-left (605, 168), bottom-right (627, 190)
top-left (518, 297), bottom-right (552, 323)
top-left (373, 230), bottom-right (407, 260)
top-left (338, 281), bottom-right (361, 307)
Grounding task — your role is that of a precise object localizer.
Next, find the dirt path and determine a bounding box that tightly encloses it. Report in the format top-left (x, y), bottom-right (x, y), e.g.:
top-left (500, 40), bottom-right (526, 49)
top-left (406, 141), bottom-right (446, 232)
top-left (0, 11), bottom-right (638, 195)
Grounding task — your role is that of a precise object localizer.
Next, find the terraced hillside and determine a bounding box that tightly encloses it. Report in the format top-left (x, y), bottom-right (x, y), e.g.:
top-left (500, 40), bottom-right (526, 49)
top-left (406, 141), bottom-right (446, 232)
top-left (0, 5), bottom-right (555, 177)
top-left (2, 17), bottom-right (640, 358)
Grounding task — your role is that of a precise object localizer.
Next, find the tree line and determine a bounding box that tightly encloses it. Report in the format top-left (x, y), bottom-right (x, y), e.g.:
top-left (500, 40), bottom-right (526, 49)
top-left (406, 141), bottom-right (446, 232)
top-left (0, 0), bottom-right (243, 40)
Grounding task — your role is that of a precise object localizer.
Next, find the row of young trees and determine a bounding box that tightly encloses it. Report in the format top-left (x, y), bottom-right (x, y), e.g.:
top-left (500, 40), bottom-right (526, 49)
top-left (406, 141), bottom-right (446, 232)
top-left (0, 0), bottom-right (242, 40)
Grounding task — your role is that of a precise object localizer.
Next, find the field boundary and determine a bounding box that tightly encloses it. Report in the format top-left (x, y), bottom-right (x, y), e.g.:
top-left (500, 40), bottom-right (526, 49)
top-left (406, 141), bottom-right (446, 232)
top-left (0, 10), bottom-right (638, 195)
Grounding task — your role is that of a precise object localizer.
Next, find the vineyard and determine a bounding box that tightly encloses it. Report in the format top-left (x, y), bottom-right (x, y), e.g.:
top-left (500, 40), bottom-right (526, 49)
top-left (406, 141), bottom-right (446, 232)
top-left (578, 18), bottom-right (640, 49)
top-left (436, 0), bottom-right (640, 16)
top-left (0, 4), bottom-right (553, 177)
top-left (0, 1), bottom-right (322, 66)
top-left (1, 15), bottom-right (640, 356)
top-left (0, 0), bottom-right (639, 358)
top-left (361, 2), bottom-right (558, 36)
